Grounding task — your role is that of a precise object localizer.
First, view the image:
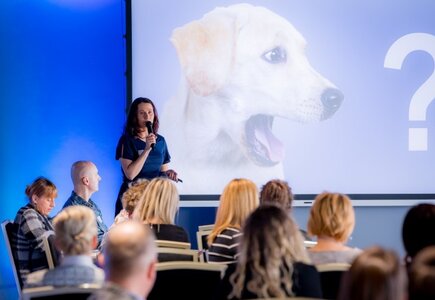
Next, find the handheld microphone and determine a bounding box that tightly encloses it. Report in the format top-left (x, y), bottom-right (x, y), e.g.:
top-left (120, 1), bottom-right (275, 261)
top-left (145, 121), bottom-right (155, 149)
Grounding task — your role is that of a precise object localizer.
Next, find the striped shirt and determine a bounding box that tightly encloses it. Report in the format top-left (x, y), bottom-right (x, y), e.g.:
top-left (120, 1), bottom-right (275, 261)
top-left (207, 227), bottom-right (242, 264)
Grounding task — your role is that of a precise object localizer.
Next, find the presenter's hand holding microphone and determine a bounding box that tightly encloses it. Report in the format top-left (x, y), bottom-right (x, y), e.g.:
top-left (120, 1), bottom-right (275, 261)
top-left (145, 121), bottom-right (156, 151)
top-left (145, 121), bottom-right (183, 183)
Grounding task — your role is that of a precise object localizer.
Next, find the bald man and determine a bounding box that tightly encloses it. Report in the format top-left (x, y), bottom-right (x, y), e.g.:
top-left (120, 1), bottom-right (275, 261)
top-left (89, 221), bottom-right (157, 300)
top-left (63, 161), bottom-right (108, 249)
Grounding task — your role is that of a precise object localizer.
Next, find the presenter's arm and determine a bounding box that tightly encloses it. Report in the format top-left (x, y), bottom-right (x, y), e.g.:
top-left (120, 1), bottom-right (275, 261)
top-left (161, 164), bottom-right (178, 181)
top-left (120, 137), bottom-right (154, 180)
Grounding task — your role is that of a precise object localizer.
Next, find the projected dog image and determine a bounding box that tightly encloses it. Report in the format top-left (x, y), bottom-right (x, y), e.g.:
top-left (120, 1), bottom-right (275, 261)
top-left (160, 3), bottom-right (343, 193)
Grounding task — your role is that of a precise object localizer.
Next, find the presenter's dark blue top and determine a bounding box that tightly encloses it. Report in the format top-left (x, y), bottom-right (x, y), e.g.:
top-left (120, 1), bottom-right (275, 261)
top-left (115, 133), bottom-right (171, 182)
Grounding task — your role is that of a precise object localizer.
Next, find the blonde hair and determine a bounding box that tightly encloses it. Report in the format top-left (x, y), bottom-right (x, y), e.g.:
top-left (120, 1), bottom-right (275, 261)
top-left (133, 178), bottom-right (179, 224)
top-left (54, 206), bottom-right (97, 255)
top-left (207, 178), bottom-right (259, 245)
top-left (122, 179), bottom-right (150, 215)
top-left (230, 205), bottom-right (310, 299)
top-left (307, 192), bottom-right (355, 242)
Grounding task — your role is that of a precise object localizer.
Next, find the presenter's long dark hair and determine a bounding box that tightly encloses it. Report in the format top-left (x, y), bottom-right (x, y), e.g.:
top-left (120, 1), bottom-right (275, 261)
top-left (125, 97), bottom-right (160, 136)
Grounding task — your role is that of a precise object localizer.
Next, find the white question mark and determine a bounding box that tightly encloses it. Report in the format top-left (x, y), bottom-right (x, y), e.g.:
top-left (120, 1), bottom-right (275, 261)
top-left (384, 33), bottom-right (435, 151)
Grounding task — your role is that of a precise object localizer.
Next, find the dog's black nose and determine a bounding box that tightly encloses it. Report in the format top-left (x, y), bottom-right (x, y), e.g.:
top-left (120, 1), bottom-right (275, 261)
top-left (321, 88), bottom-right (344, 120)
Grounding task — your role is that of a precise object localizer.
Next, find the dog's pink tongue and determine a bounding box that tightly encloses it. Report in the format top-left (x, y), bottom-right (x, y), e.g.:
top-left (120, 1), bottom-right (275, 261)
top-left (255, 128), bottom-right (285, 162)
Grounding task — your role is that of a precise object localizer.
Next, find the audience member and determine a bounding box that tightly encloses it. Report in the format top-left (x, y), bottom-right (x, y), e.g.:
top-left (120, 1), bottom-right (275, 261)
top-left (307, 192), bottom-right (361, 264)
top-left (25, 206), bottom-right (104, 287)
top-left (89, 221), bottom-right (157, 300)
top-left (14, 177), bottom-right (57, 281)
top-left (402, 203), bottom-right (435, 268)
top-left (338, 246), bottom-right (407, 300)
top-left (260, 179), bottom-right (311, 240)
top-left (215, 205), bottom-right (322, 300)
top-left (207, 178), bottom-right (259, 264)
top-left (408, 246), bottom-right (435, 300)
top-left (113, 179), bottom-right (149, 225)
top-left (133, 177), bottom-right (189, 242)
top-left (63, 161), bottom-right (108, 249)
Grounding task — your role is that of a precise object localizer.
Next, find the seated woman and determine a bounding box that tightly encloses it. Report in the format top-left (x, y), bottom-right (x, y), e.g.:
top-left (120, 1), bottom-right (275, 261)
top-left (338, 246), bottom-right (407, 300)
top-left (113, 179), bottom-right (150, 226)
top-left (260, 179), bottom-right (310, 240)
top-left (25, 206), bottom-right (104, 287)
top-left (133, 177), bottom-right (189, 243)
top-left (207, 178), bottom-right (259, 264)
top-left (402, 203), bottom-right (435, 270)
top-left (14, 177), bottom-right (57, 282)
top-left (307, 192), bottom-right (361, 264)
top-left (215, 205), bottom-right (322, 300)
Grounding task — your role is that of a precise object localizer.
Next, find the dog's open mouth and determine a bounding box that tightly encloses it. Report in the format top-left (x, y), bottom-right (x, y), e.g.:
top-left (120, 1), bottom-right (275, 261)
top-left (245, 114), bottom-right (285, 166)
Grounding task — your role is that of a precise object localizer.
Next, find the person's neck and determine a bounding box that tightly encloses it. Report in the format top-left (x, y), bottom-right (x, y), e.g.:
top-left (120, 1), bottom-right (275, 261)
top-left (311, 236), bottom-right (349, 251)
top-left (146, 216), bottom-right (164, 224)
top-left (109, 278), bottom-right (148, 299)
top-left (74, 188), bottom-right (92, 202)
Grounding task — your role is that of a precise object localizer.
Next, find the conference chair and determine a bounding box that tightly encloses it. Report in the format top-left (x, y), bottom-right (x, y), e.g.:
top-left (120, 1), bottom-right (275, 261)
top-left (148, 261), bottom-right (227, 300)
top-left (1, 220), bottom-right (23, 297)
top-left (155, 240), bottom-right (199, 262)
top-left (196, 224), bottom-right (213, 262)
top-left (316, 263), bottom-right (351, 300)
top-left (41, 234), bottom-right (59, 269)
top-left (21, 283), bottom-right (101, 300)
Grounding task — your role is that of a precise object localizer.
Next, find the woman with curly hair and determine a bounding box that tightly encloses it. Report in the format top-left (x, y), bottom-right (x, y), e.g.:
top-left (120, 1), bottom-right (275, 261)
top-left (215, 205), bottom-right (322, 299)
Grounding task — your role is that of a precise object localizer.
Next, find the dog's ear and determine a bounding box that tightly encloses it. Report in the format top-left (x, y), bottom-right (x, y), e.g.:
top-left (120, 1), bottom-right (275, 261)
top-left (171, 12), bottom-right (235, 96)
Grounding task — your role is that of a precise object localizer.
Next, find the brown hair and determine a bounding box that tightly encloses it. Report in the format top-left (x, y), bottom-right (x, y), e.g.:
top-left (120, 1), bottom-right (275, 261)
top-left (338, 246), bottom-right (407, 300)
top-left (25, 177), bottom-right (57, 201)
top-left (409, 246), bottom-right (435, 300)
top-left (259, 179), bottom-right (293, 210)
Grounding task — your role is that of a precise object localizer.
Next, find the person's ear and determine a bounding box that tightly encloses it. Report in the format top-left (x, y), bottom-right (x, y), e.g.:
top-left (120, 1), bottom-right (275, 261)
top-left (82, 176), bottom-right (89, 186)
top-left (147, 259), bottom-right (157, 285)
top-left (31, 195), bottom-right (38, 205)
top-left (91, 235), bottom-right (98, 250)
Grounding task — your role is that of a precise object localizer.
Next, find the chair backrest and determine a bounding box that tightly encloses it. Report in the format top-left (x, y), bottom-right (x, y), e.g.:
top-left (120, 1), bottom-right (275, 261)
top-left (1, 220), bottom-right (23, 296)
top-left (198, 224), bottom-right (214, 232)
top-left (148, 261), bottom-right (227, 300)
top-left (316, 263), bottom-right (351, 300)
top-left (41, 235), bottom-right (58, 269)
top-left (303, 240), bottom-right (317, 249)
top-left (21, 284), bottom-right (101, 300)
top-left (155, 239), bottom-right (191, 249)
top-left (157, 247), bottom-right (199, 262)
top-left (196, 229), bottom-right (212, 262)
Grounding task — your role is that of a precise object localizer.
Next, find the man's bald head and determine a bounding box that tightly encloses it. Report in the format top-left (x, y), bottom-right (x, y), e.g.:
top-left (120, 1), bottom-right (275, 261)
top-left (104, 221), bottom-right (157, 281)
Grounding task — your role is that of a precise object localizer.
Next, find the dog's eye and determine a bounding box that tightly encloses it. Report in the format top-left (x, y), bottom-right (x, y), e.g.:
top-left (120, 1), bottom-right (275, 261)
top-left (262, 47), bottom-right (287, 64)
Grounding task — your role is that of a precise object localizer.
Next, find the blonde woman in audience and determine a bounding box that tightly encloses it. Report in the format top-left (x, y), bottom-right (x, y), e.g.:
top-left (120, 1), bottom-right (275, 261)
top-left (338, 246), bottom-right (407, 300)
top-left (113, 179), bottom-right (150, 225)
top-left (26, 206), bottom-right (104, 287)
top-left (215, 205), bottom-right (322, 300)
top-left (307, 192), bottom-right (361, 264)
top-left (133, 177), bottom-right (189, 242)
top-left (207, 178), bottom-right (259, 264)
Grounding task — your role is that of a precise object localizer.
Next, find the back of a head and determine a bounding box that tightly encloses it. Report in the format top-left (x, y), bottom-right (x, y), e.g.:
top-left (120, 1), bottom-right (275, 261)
top-left (208, 178), bottom-right (259, 244)
top-left (259, 179), bottom-right (293, 210)
top-left (409, 246), bottom-right (435, 300)
top-left (54, 206), bottom-right (97, 255)
top-left (133, 177), bottom-right (179, 224)
top-left (338, 246), bottom-right (406, 300)
top-left (307, 192), bottom-right (355, 242)
top-left (104, 221), bottom-right (156, 282)
top-left (402, 203), bottom-right (435, 262)
top-left (122, 179), bottom-right (150, 215)
top-left (71, 161), bottom-right (92, 186)
top-left (230, 205), bottom-right (308, 299)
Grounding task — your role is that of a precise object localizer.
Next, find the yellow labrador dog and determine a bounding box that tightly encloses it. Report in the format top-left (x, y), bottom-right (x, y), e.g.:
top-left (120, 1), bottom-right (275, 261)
top-left (160, 4), bottom-right (343, 194)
